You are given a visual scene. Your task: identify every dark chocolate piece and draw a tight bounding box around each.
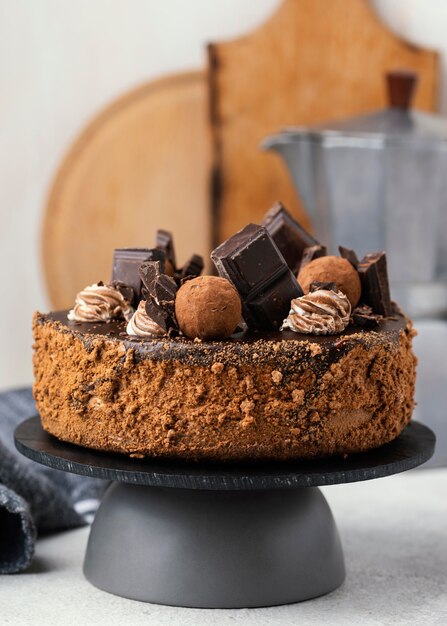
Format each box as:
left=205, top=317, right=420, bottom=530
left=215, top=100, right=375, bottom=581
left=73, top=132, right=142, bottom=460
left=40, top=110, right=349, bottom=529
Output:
left=211, top=223, right=302, bottom=330
left=139, top=261, right=164, bottom=294
left=178, top=254, right=204, bottom=281
left=156, top=229, right=177, bottom=271
left=351, top=313, right=380, bottom=329
left=112, top=248, right=165, bottom=304
left=110, top=281, right=134, bottom=304
left=300, top=245, right=327, bottom=269
left=310, top=281, right=337, bottom=292
left=145, top=297, right=171, bottom=332
left=141, top=269, right=178, bottom=332
left=153, top=274, right=178, bottom=305
left=339, top=246, right=360, bottom=269
left=358, top=252, right=393, bottom=316
left=261, top=202, right=319, bottom=272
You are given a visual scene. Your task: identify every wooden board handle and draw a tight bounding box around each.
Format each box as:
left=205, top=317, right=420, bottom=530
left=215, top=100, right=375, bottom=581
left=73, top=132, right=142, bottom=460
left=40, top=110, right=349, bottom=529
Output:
left=386, top=69, right=418, bottom=109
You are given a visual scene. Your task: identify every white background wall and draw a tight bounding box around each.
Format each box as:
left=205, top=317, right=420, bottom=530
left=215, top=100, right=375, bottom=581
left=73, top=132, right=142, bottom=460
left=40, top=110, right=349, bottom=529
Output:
left=0, top=0, right=446, bottom=391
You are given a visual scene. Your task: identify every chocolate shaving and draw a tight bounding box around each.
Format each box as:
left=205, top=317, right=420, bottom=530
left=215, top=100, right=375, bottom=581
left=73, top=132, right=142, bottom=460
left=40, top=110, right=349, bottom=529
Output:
left=310, top=281, right=337, bottom=292
left=300, top=245, right=327, bottom=270
left=261, top=202, right=320, bottom=272
left=358, top=252, right=393, bottom=316
left=339, top=246, right=360, bottom=269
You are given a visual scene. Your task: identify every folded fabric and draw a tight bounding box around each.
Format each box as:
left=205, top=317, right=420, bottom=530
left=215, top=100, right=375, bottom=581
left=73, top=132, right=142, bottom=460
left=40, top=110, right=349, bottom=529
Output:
left=0, top=388, right=106, bottom=574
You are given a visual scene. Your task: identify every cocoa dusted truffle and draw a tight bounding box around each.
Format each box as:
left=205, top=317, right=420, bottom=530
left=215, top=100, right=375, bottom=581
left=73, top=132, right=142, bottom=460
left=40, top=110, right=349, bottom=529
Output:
left=175, top=276, right=242, bottom=340
left=298, top=256, right=361, bottom=308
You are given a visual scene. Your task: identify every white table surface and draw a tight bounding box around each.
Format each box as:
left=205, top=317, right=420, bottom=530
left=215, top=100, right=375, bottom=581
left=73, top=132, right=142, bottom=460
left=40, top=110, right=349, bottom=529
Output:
left=1, top=468, right=446, bottom=626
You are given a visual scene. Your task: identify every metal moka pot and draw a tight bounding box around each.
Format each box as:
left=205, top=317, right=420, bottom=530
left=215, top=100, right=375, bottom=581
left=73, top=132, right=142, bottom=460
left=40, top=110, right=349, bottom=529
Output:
left=262, top=71, right=447, bottom=318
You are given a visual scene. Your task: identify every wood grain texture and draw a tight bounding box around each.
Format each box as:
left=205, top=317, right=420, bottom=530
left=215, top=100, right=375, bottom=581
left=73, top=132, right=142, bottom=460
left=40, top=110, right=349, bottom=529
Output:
left=208, top=0, right=439, bottom=245
left=43, top=71, right=212, bottom=309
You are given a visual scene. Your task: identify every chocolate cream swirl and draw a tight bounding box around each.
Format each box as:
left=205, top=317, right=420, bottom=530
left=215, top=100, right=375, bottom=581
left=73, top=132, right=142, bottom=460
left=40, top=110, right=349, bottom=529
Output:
left=281, top=289, right=351, bottom=335
left=126, top=301, right=166, bottom=337
left=68, top=283, right=133, bottom=323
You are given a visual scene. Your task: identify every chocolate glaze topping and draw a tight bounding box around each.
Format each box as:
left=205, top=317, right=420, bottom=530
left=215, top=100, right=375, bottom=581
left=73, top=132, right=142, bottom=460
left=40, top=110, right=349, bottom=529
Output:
left=39, top=310, right=407, bottom=369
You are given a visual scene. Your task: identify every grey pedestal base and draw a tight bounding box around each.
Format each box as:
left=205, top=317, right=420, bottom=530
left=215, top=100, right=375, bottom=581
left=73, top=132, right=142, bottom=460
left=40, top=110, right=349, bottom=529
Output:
left=15, top=418, right=435, bottom=609
left=83, top=483, right=345, bottom=608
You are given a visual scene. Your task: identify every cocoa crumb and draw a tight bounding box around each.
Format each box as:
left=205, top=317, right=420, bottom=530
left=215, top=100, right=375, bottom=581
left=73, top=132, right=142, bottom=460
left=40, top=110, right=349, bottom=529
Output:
left=240, top=399, right=254, bottom=414
left=271, top=370, right=283, bottom=384
left=292, top=389, right=305, bottom=405
left=211, top=362, right=224, bottom=375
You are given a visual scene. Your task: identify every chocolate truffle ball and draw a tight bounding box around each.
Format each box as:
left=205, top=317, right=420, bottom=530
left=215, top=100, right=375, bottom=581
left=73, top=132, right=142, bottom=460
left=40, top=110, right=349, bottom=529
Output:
left=298, top=256, right=361, bottom=308
left=175, top=276, right=242, bottom=340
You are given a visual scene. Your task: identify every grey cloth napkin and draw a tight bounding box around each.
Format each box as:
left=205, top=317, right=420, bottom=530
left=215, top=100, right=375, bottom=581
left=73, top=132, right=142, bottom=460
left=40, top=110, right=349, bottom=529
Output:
left=0, top=388, right=106, bottom=574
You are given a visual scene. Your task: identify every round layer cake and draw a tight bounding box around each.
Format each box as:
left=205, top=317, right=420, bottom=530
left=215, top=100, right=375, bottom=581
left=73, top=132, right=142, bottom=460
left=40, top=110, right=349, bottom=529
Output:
left=33, top=310, right=416, bottom=462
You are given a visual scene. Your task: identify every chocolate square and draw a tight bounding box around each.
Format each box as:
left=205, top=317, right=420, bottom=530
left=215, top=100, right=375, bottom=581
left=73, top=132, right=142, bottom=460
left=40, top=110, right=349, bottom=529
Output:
left=262, top=202, right=319, bottom=272
left=156, top=229, right=176, bottom=270
left=248, top=270, right=303, bottom=329
left=178, top=254, right=204, bottom=281
left=339, top=246, right=360, bottom=269
left=358, top=252, right=392, bottom=316
left=211, top=223, right=302, bottom=329
left=112, top=248, right=165, bottom=304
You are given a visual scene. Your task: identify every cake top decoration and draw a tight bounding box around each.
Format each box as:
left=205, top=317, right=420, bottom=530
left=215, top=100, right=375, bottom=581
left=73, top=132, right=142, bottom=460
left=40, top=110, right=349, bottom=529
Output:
left=298, top=255, right=362, bottom=309
left=281, top=288, right=351, bottom=335
left=65, top=202, right=394, bottom=341
left=139, top=260, right=178, bottom=333
left=211, top=223, right=302, bottom=330
left=112, top=248, right=165, bottom=305
left=358, top=252, right=392, bottom=316
left=175, top=275, right=241, bottom=340
left=261, top=201, right=318, bottom=273
left=67, top=282, right=133, bottom=323
left=127, top=300, right=165, bottom=338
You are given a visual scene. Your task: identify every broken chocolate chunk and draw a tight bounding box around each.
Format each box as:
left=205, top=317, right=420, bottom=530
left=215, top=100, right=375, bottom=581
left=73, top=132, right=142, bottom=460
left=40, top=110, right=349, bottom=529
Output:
left=153, top=274, right=178, bottom=305
left=156, top=229, right=177, bottom=271
left=310, top=281, right=337, bottom=292
left=140, top=266, right=178, bottom=332
left=111, top=248, right=165, bottom=304
left=178, top=254, right=204, bottom=281
left=145, top=297, right=170, bottom=332
left=339, top=246, right=360, bottom=269
left=110, top=281, right=134, bottom=304
left=358, top=252, right=393, bottom=316
left=139, top=260, right=164, bottom=294
left=211, top=223, right=302, bottom=330
left=261, top=202, right=319, bottom=272
left=351, top=312, right=380, bottom=329
left=300, top=245, right=327, bottom=270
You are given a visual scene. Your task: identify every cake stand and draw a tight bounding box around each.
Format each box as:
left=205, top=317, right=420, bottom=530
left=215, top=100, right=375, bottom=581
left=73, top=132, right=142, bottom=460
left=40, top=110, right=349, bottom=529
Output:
left=15, top=417, right=435, bottom=609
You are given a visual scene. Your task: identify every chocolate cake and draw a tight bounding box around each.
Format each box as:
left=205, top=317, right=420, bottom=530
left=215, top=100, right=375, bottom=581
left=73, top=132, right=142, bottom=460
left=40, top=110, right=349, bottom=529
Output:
left=33, top=206, right=417, bottom=462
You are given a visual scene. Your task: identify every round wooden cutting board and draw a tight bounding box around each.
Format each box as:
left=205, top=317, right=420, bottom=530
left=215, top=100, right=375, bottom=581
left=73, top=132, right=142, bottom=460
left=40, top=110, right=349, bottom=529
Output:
left=43, top=71, right=212, bottom=309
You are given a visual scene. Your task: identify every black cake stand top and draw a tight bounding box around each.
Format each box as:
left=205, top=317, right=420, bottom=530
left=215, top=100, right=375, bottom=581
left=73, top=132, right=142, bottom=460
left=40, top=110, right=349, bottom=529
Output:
left=15, top=417, right=435, bottom=491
